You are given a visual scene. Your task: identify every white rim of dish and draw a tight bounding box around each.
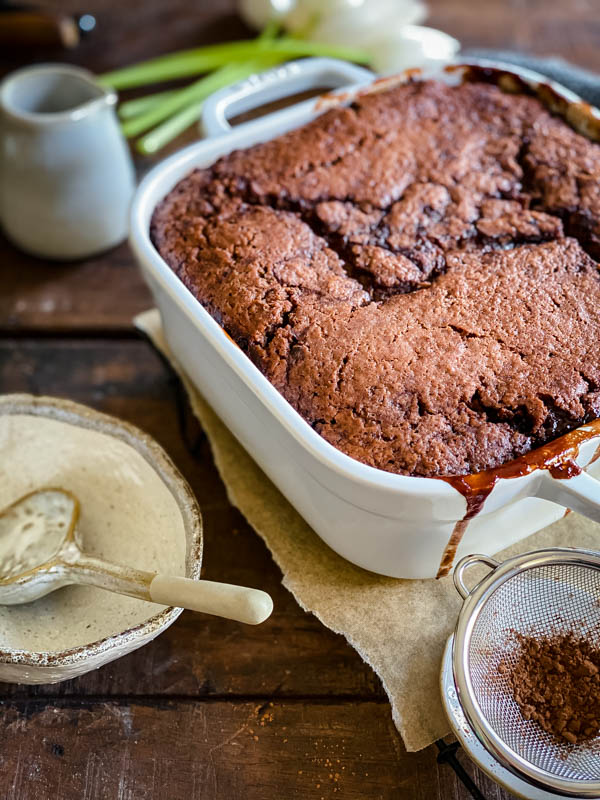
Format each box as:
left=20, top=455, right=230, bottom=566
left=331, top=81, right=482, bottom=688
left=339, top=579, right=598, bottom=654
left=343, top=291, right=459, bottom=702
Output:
left=0, top=393, right=203, bottom=668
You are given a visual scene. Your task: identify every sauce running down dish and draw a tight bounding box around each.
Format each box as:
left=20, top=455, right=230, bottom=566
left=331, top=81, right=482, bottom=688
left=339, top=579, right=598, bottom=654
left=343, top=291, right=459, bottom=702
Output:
left=437, top=419, right=600, bottom=576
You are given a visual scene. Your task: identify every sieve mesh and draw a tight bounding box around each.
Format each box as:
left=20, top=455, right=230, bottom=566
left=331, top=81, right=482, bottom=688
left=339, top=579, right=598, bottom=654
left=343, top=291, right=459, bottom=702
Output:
left=467, top=563, right=600, bottom=782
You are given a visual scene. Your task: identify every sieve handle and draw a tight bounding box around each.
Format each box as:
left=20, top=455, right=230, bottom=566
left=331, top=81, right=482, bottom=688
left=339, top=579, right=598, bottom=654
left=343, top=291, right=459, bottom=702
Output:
left=453, top=554, right=500, bottom=599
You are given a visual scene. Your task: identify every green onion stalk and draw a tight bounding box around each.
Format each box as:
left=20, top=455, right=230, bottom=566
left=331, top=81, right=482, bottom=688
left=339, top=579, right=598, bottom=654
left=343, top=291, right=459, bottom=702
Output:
left=98, top=25, right=370, bottom=153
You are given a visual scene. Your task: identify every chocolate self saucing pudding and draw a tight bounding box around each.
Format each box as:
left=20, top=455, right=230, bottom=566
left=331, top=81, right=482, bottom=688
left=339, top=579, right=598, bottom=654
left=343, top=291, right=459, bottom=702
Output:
left=151, top=79, right=600, bottom=478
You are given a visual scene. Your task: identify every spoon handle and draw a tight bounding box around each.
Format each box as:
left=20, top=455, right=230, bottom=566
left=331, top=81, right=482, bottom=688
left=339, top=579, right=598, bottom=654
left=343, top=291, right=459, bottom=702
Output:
left=149, top=575, right=273, bottom=625
left=71, top=555, right=273, bottom=625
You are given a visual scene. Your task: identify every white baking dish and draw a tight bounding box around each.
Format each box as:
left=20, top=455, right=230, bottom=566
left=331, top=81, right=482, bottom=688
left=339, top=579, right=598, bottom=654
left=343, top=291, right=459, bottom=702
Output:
left=130, top=57, right=600, bottom=579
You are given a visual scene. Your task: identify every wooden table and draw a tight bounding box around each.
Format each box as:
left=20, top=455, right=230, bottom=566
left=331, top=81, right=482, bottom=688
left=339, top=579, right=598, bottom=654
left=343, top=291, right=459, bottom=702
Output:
left=1, top=2, right=598, bottom=797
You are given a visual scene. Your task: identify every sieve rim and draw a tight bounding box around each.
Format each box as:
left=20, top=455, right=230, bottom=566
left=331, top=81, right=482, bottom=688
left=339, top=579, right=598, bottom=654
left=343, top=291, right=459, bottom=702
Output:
left=452, top=546, right=600, bottom=797
left=441, top=634, right=566, bottom=800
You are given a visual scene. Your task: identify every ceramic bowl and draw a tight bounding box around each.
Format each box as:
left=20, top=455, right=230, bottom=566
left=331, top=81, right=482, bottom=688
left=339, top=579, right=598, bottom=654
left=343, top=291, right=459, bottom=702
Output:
left=0, top=393, right=202, bottom=684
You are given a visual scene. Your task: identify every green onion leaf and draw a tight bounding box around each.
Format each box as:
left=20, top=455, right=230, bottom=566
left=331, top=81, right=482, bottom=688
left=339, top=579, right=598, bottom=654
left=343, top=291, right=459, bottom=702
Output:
left=118, top=90, right=177, bottom=120
left=99, top=38, right=370, bottom=89
left=135, top=56, right=286, bottom=154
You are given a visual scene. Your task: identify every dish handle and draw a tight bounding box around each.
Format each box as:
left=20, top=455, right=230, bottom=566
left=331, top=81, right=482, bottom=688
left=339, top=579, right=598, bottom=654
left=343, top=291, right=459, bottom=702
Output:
left=535, top=469, right=600, bottom=523
left=200, top=57, right=373, bottom=138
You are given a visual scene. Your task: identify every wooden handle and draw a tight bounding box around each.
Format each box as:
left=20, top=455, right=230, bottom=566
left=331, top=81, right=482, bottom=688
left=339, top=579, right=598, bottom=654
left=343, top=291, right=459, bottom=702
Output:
left=66, top=553, right=273, bottom=625
left=149, top=576, right=273, bottom=625
left=0, top=11, right=80, bottom=49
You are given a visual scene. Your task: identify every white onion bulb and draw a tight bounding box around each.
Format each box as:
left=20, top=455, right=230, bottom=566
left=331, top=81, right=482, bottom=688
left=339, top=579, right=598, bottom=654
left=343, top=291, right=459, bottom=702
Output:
left=237, top=0, right=460, bottom=78
left=369, top=25, right=460, bottom=74
left=286, top=0, right=427, bottom=45
left=238, top=0, right=296, bottom=31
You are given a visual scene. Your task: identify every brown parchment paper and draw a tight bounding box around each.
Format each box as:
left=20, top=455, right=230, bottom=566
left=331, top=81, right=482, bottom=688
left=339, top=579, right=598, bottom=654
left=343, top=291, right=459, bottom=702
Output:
left=135, top=309, right=600, bottom=752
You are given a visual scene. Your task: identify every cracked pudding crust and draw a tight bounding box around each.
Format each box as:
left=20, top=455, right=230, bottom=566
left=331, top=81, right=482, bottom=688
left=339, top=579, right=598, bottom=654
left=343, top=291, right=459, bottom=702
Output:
left=151, top=80, right=600, bottom=477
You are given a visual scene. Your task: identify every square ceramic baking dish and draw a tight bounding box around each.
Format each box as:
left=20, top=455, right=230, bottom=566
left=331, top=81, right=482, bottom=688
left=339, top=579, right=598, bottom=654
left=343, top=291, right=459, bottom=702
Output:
left=130, top=57, right=600, bottom=580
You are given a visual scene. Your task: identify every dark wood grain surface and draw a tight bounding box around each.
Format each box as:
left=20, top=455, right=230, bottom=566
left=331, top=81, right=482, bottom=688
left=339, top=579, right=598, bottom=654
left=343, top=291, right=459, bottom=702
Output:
left=1, top=2, right=598, bottom=797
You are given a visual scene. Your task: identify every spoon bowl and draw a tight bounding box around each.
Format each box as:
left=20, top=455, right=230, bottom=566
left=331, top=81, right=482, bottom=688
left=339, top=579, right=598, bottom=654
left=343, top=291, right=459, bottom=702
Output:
left=0, top=488, right=80, bottom=604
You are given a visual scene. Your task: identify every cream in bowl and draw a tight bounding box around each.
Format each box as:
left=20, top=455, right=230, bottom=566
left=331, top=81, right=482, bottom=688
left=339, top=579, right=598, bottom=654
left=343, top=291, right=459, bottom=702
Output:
left=0, top=393, right=201, bottom=684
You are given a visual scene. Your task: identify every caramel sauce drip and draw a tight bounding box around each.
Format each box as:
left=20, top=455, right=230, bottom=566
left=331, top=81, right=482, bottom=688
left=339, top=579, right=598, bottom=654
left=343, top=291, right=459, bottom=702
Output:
left=435, top=420, right=600, bottom=578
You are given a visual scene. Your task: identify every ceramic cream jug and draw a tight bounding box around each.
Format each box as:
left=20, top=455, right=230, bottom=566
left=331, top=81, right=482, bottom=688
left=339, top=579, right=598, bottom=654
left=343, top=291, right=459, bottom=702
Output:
left=0, top=63, right=135, bottom=260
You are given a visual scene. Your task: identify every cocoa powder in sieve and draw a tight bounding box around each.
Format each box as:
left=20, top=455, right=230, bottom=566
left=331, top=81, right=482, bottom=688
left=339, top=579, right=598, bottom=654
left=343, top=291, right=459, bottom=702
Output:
left=499, top=632, right=600, bottom=745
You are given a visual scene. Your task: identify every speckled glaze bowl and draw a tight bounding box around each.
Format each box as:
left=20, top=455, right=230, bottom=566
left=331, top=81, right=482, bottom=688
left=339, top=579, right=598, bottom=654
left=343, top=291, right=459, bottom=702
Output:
left=0, top=394, right=203, bottom=684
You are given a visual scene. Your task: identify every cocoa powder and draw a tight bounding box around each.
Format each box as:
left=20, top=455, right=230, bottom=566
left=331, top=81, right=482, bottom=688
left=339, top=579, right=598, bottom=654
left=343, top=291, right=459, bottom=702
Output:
left=499, top=632, right=600, bottom=745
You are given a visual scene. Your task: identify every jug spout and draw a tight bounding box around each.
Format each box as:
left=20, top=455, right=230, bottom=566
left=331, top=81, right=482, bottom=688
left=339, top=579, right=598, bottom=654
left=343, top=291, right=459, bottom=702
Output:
left=0, top=63, right=135, bottom=260
left=0, top=63, right=116, bottom=124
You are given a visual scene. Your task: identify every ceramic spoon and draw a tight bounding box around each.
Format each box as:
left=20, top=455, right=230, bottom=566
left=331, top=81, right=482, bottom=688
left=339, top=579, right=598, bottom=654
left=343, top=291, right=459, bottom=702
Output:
left=0, top=489, right=273, bottom=625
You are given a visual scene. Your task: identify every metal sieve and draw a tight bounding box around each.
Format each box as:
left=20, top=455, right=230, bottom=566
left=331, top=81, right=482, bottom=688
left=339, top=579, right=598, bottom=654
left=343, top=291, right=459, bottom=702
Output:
left=451, top=548, right=600, bottom=797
